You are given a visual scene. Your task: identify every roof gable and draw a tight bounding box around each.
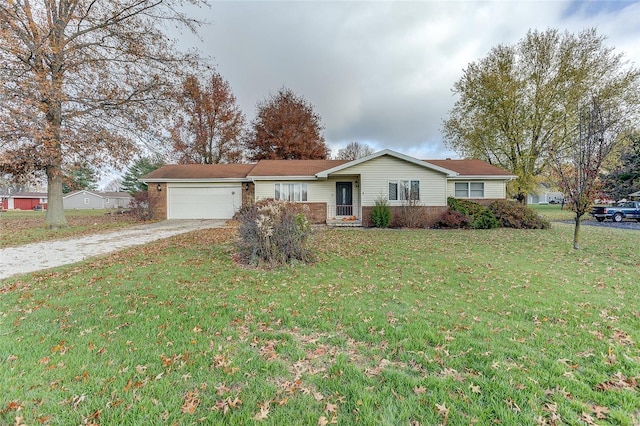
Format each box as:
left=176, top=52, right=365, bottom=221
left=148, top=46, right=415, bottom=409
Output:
left=317, top=149, right=456, bottom=177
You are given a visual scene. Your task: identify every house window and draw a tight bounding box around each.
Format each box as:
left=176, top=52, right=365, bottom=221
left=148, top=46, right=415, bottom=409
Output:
left=274, top=183, right=308, bottom=202
left=389, top=180, right=420, bottom=201
left=105, top=198, right=110, bottom=204
left=84, top=198, right=89, bottom=204
left=455, top=182, right=484, bottom=198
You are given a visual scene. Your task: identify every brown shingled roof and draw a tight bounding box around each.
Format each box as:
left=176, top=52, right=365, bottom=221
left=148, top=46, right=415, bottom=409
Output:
left=248, top=159, right=349, bottom=177
left=142, top=164, right=257, bottom=180
left=424, top=159, right=514, bottom=176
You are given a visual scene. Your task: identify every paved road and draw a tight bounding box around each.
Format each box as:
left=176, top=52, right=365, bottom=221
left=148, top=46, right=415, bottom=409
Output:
left=0, top=220, right=227, bottom=281
left=574, top=219, right=640, bottom=231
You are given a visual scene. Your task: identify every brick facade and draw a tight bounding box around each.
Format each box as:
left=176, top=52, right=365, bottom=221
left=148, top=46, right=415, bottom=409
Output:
left=149, top=183, right=167, bottom=220
left=289, top=202, right=327, bottom=224
left=242, top=182, right=255, bottom=207
left=361, top=205, right=448, bottom=228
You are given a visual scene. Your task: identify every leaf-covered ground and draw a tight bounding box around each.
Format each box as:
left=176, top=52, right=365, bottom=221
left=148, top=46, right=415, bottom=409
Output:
left=1, top=224, right=638, bottom=425
left=0, top=210, right=140, bottom=248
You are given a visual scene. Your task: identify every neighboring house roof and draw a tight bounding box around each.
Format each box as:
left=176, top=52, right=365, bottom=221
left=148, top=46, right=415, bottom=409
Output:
left=629, top=191, right=640, bottom=197
left=142, top=164, right=257, bottom=181
left=425, top=159, right=516, bottom=177
left=101, top=192, right=133, bottom=199
left=248, top=160, right=348, bottom=178
left=3, top=192, right=48, bottom=198
left=63, top=190, right=132, bottom=199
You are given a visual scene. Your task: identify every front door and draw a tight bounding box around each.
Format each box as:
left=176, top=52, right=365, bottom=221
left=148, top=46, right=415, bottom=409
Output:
left=336, top=182, right=353, bottom=216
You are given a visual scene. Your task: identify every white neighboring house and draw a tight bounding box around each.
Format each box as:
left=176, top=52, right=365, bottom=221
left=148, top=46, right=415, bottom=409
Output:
left=63, top=190, right=132, bottom=210
left=527, top=183, right=564, bottom=205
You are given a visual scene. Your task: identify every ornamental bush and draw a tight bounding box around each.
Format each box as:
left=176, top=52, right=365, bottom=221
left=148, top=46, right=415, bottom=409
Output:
left=236, top=199, right=314, bottom=267
left=447, top=197, right=499, bottom=229
left=488, top=200, right=551, bottom=229
left=371, top=196, right=392, bottom=228
left=433, top=209, right=472, bottom=229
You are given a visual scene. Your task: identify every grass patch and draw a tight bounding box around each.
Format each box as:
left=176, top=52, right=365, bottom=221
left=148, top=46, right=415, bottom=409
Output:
left=0, top=210, right=141, bottom=248
left=1, top=225, right=639, bottom=425
left=529, top=204, right=577, bottom=222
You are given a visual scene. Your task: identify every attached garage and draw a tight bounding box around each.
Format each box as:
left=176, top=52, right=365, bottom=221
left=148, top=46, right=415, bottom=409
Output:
left=167, top=184, right=242, bottom=219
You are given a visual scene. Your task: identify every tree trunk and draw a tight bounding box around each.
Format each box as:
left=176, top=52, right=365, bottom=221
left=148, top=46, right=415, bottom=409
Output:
left=573, top=213, right=581, bottom=250
left=43, top=64, right=68, bottom=228
left=45, top=164, right=68, bottom=228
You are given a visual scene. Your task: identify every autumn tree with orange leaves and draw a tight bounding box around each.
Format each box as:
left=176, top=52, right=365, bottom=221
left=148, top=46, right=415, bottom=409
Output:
left=247, top=88, right=329, bottom=161
left=0, top=0, right=205, bottom=228
left=171, top=72, right=246, bottom=164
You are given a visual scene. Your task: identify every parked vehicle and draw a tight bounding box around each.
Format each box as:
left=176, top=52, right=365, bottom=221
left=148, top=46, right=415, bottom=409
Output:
left=590, top=201, right=640, bottom=222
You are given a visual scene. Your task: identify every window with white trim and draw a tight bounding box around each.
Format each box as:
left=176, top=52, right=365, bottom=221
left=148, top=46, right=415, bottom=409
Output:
left=274, top=183, right=308, bottom=202
left=84, top=198, right=89, bottom=204
left=388, top=180, right=420, bottom=201
left=455, top=182, right=484, bottom=198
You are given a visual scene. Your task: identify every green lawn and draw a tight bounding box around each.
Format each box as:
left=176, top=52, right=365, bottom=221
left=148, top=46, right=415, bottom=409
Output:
left=529, top=203, right=577, bottom=222
left=1, top=225, right=638, bottom=425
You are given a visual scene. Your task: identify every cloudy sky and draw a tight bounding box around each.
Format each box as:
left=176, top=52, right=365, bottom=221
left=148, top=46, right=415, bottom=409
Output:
left=174, top=0, right=640, bottom=160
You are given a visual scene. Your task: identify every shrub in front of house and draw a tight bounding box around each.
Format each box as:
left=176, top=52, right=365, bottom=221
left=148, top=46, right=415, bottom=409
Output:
left=371, top=196, right=392, bottom=228
left=447, top=197, right=499, bottom=229
left=128, top=191, right=153, bottom=221
left=471, top=208, right=501, bottom=229
left=488, top=200, right=550, bottom=229
left=236, top=199, right=314, bottom=267
left=433, top=209, right=472, bottom=229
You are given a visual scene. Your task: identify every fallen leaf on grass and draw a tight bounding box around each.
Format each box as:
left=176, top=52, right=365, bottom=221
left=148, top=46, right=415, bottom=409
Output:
left=580, top=412, right=596, bottom=425
left=318, top=416, right=338, bottom=425
left=324, top=402, right=337, bottom=414
left=253, top=401, right=271, bottom=421
left=436, top=402, right=449, bottom=424
left=1, top=401, right=22, bottom=414
left=413, top=385, right=427, bottom=395
left=182, top=390, right=200, bottom=414
left=590, top=405, right=610, bottom=420
left=595, top=372, right=638, bottom=391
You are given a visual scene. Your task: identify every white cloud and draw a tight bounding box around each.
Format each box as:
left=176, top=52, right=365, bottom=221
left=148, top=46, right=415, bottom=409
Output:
left=174, top=0, right=640, bottom=159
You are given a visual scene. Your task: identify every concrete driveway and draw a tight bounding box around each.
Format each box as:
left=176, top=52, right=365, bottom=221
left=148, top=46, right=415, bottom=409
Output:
left=0, top=220, right=227, bottom=281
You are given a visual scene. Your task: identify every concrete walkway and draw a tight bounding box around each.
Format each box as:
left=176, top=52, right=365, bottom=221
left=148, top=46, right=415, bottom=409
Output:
left=0, top=220, right=227, bottom=281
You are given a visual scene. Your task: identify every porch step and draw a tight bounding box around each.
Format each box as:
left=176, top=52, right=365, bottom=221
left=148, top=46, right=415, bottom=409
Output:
left=327, top=220, right=363, bottom=228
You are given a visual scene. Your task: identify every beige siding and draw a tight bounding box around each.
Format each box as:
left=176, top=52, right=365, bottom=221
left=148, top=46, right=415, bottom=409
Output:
left=447, top=180, right=506, bottom=199
left=332, top=156, right=447, bottom=206
left=255, top=179, right=360, bottom=212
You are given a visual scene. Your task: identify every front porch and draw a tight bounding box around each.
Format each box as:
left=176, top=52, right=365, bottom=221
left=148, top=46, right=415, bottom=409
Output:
left=326, top=203, right=363, bottom=227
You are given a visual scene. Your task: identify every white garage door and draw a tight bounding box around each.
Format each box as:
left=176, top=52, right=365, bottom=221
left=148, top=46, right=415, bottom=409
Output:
left=168, top=186, right=241, bottom=219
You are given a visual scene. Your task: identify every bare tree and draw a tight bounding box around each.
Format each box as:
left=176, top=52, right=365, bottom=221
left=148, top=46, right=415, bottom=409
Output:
left=0, top=0, right=205, bottom=228
left=335, top=142, right=374, bottom=160
left=246, top=87, right=329, bottom=160
left=550, top=97, right=623, bottom=249
left=171, top=72, right=246, bottom=164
